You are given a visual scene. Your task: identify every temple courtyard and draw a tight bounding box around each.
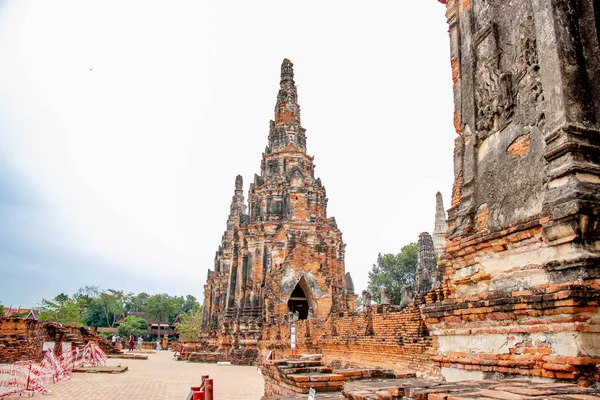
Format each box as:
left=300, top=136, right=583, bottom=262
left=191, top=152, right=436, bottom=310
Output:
left=48, top=350, right=264, bottom=400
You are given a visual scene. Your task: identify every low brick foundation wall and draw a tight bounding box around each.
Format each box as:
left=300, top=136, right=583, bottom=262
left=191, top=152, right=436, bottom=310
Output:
left=320, top=302, right=436, bottom=376
left=422, top=281, right=600, bottom=384
left=259, top=297, right=437, bottom=377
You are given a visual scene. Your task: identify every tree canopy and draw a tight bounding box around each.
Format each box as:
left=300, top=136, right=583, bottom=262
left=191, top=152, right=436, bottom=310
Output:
left=367, top=243, right=418, bottom=305
left=125, top=292, right=150, bottom=314
left=29, top=287, right=201, bottom=331
left=74, top=286, right=126, bottom=328
left=146, top=294, right=178, bottom=337
left=117, top=315, right=149, bottom=338
left=174, top=308, right=203, bottom=342
left=38, top=293, right=86, bottom=325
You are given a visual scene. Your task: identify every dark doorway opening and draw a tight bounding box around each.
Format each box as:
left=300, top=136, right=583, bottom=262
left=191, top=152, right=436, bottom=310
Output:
left=287, top=282, right=309, bottom=320
left=595, top=0, right=600, bottom=45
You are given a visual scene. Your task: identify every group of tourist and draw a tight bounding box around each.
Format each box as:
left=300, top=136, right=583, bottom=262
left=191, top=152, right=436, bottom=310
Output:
left=111, top=333, right=167, bottom=351
left=111, top=334, right=144, bottom=351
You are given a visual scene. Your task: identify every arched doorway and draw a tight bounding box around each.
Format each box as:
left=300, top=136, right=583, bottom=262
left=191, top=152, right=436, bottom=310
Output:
left=287, top=282, right=309, bottom=320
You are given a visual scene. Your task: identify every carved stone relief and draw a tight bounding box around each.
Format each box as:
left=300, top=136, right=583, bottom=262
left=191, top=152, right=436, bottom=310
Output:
left=475, top=25, right=514, bottom=134
left=513, top=15, right=544, bottom=128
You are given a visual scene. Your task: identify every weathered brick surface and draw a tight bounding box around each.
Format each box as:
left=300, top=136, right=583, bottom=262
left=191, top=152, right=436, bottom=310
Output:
left=198, top=59, right=357, bottom=365
left=506, top=134, right=531, bottom=157
left=259, top=299, right=437, bottom=377
left=262, top=358, right=345, bottom=396
left=428, top=0, right=600, bottom=385
left=0, top=317, right=117, bottom=363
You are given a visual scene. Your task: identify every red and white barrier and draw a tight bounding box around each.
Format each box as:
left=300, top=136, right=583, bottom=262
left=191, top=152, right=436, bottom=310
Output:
left=39, top=348, right=69, bottom=383
left=79, top=342, right=107, bottom=368
left=14, top=361, right=50, bottom=396
left=0, top=363, right=30, bottom=398
left=0, top=341, right=107, bottom=399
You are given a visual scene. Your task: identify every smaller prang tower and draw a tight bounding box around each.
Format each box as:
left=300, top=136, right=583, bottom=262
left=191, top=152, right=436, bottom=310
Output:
left=200, top=59, right=357, bottom=364
left=432, top=192, right=448, bottom=257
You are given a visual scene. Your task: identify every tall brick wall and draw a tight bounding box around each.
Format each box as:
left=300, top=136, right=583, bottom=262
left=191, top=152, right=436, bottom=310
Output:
left=0, top=317, right=116, bottom=363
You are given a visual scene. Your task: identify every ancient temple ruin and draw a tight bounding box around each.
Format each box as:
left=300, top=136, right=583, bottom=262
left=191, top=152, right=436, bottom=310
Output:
left=200, top=59, right=357, bottom=363
left=422, top=0, right=600, bottom=384
left=196, top=3, right=600, bottom=390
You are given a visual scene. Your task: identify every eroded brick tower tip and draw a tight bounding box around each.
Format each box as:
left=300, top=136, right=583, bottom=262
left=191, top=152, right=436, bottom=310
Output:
left=199, top=59, right=357, bottom=364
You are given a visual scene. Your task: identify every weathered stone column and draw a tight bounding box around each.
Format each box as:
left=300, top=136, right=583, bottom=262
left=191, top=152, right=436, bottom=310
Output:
left=425, top=0, right=600, bottom=385
left=416, top=232, right=440, bottom=294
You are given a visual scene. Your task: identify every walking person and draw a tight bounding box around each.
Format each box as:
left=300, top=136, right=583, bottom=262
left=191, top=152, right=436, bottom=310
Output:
left=111, top=334, right=116, bottom=347
left=128, top=333, right=135, bottom=352
left=137, top=336, right=143, bottom=351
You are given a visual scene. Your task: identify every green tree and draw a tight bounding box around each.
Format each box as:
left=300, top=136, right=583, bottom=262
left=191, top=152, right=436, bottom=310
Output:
left=99, top=289, right=126, bottom=327
left=117, top=315, right=149, bottom=338
left=182, top=295, right=201, bottom=313
left=146, top=294, right=177, bottom=338
left=168, top=294, right=201, bottom=324
left=0, top=304, right=5, bottom=317
left=82, top=299, right=107, bottom=328
left=171, top=296, right=185, bottom=323
left=75, top=286, right=104, bottom=328
left=174, top=308, right=203, bottom=341
left=367, top=243, right=418, bottom=305
left=74, top=286, right=125, bottom=328
left=38, top=293, right=86, bottom=324
left=125, top=292, right=150, bottom=314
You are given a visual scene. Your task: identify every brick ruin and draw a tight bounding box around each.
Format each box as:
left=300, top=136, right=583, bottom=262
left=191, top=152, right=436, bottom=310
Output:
left=0, top=317, right=116, bottom=363
left=422, top=0, right=600, bottom=385
left=199, top=59, right=358, bottom=364
left=200, top=1, right=600, bottom=389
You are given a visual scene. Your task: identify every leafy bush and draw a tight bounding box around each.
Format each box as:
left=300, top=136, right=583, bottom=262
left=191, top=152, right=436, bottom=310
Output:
left=116, top=315, right=149, bottom=338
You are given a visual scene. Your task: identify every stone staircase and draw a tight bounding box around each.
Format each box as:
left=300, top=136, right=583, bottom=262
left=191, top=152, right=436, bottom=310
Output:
left=262, top=357, right=413, bottom=398
left=262, top=358, right=345, bottom=396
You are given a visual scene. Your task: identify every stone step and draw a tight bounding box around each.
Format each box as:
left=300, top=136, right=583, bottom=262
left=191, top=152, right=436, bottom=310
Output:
left=294, top=380, right=344, bottom=392
left=279, top=366, right=333, bottom=375
left=283, top=360, right=324, bottom=368
left=299, top=353, right=322, bottom=360
left=334, top=369, right=399, bottom=380
left=288, top=372, right=345, bottom=383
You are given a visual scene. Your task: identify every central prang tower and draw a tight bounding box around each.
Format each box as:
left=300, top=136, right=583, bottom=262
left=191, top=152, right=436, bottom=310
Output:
left=200, top=59, right=356, bottom=364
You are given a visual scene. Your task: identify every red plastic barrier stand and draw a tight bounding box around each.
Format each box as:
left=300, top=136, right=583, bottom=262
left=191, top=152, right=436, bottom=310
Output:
left=192, top=391, right=205, bottom=400
left=204, top=378, right=213, bottom=400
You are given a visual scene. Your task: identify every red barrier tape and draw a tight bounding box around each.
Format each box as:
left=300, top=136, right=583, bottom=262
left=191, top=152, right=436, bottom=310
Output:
left=0, top=341, right=107, bottom=399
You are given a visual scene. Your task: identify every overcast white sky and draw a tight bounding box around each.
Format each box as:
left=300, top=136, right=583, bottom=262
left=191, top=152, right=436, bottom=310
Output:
left=0, top=0, right=455, bottom=307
